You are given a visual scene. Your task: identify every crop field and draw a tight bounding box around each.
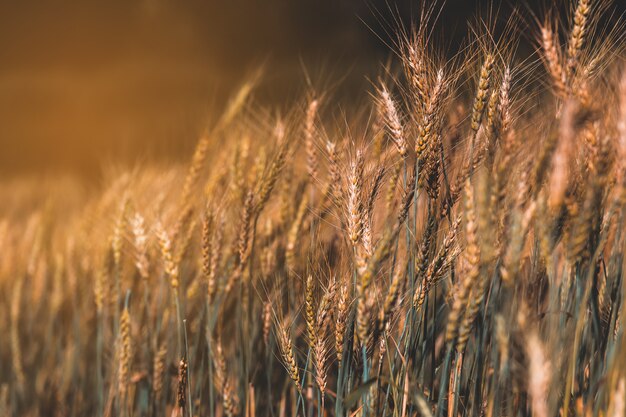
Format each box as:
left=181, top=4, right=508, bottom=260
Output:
left=1, top=0, right=626, bottom=416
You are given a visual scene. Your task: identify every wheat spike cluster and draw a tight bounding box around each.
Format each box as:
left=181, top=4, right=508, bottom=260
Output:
left=2, top=0, right=626, bottom=416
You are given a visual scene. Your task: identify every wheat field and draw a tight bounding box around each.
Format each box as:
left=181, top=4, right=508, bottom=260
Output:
left=1, top=1, right=626, bottom=416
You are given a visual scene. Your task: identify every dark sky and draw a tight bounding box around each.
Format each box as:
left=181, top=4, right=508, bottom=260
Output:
left=0, top=0, right=622, bottom=177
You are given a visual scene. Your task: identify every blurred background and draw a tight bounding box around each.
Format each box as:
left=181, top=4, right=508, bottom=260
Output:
left=0, top=0, right=622, bottom=178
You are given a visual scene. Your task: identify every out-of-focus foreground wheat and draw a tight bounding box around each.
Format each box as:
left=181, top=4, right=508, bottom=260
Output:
left=2, top=1, right=626, bottom=416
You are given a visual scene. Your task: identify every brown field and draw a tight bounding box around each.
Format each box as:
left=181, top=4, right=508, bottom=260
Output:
left=1, top=0, right=626, bottom=416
